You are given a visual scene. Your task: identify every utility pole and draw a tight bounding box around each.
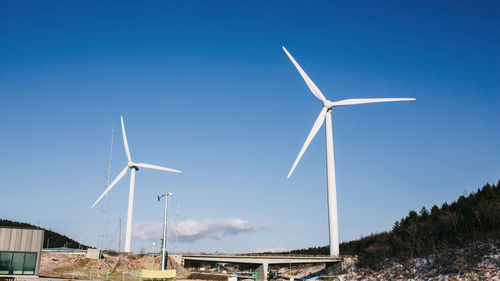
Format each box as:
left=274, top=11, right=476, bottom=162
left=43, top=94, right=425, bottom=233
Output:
left=157, top=191, right=172, bottom=270
left=175, top=200, right=179, bottom=251
left=118, top=218, right=122, bottom=253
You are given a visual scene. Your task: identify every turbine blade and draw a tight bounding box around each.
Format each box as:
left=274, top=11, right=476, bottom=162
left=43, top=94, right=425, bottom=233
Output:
left=134, top=162, right=181, bottom=173
left=287, top=107, right=328, bottom=179
left=282, top=46, right=327, bottom=103
left=121, top=116, right=132, bottom=162
left=91, top=166, right=129, bottom=208
left=331, top=98, right=415, bottom=107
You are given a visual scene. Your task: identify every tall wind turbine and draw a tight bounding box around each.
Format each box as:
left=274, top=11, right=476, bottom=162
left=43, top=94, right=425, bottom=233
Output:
left=91, top=116, right=181, bottom=253
left=283, top=46, right=415, bottom=257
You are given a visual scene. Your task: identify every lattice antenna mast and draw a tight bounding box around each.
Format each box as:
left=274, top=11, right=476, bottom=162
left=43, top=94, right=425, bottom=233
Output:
left=100, top=123, right=115, bottom=251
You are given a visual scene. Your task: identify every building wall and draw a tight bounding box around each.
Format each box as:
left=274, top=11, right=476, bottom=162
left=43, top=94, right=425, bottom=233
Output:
left=0, top=227, right=44, bottom=276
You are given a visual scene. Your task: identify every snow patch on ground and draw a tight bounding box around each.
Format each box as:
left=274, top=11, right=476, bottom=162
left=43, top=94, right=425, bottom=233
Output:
left=338, top=240, right=500, bottom=280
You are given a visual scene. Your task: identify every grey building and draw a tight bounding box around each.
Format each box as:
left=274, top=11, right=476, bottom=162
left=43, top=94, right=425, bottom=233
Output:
left=0, top=227, right=44, bottom=276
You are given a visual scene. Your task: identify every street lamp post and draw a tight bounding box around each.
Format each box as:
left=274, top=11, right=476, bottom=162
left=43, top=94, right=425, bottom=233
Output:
left=158, top=191, right=172, bottom=270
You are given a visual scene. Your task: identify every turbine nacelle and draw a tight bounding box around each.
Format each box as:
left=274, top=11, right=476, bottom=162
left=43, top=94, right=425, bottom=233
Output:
left=127, top=161, right=139, bottom=170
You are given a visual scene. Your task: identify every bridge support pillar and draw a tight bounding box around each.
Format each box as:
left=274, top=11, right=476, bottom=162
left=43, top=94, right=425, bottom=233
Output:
left=256, top=263, right=268, bottom=281
left=325, top=261, right=342, bottom=276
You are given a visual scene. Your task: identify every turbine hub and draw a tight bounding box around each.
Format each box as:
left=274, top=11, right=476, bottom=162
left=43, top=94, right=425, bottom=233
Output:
left=324, top=100, right=334, bottom=109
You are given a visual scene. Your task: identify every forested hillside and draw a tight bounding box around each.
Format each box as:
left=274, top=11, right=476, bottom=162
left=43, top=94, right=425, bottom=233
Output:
left=288, top=181, right=500, bottom=269
left=0, top=219, right=89, bottom=249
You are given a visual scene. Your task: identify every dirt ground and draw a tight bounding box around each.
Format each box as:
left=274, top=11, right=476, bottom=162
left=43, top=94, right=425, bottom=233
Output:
left=40, top=251, right=190, bottom=280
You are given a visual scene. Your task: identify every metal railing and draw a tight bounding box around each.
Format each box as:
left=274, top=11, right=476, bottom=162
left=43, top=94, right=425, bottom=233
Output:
left=182, top=252, right=348, bottom=258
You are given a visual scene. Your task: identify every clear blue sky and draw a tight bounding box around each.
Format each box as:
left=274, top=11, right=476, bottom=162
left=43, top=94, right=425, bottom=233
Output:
left=1, top=1, right=499, bottom=253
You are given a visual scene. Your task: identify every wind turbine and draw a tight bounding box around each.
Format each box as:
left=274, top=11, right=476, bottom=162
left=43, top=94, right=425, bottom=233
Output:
left=91, top=116, right=181, bottom=253
left=282, top=46, right=415, bottom=257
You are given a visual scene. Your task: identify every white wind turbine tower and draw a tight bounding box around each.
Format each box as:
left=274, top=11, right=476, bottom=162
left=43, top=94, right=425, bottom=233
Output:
left=91, top=116, right=181, bottom=253
left=283, top=46, right=415, bottom=257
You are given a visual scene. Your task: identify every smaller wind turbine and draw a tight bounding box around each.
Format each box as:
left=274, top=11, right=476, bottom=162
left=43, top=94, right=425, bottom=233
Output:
left=91, top=116, right=181, bottom=253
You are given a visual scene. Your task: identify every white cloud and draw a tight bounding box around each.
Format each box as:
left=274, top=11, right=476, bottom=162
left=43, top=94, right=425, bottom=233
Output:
left=261, top=222, right=280, bottom=230
left=253, top=247, right=287, bottom=253
left=133, top=218, right=256, bottom=242
left=132, top=221, right=163, bottom=240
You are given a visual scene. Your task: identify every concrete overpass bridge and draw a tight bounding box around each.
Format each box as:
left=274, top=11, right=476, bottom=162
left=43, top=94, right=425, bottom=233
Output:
left=181, top=254, right=345, bottom=281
